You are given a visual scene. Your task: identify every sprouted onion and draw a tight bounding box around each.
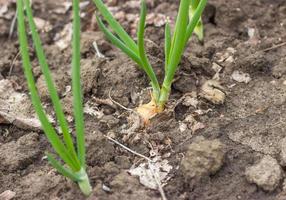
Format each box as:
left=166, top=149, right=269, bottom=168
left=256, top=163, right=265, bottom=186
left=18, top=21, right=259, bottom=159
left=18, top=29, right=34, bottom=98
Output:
left=93, top=0, right=208, bottom=122
left=17, top=0, right=92, bottom=196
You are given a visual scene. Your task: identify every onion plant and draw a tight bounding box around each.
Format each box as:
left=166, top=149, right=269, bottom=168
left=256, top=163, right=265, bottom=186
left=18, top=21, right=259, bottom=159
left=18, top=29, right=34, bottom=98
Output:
left=93, top=0, right=207, bottom=121
left=190, top=0, right=205, bottom=41
left=17, top=0, right=91, bottom=195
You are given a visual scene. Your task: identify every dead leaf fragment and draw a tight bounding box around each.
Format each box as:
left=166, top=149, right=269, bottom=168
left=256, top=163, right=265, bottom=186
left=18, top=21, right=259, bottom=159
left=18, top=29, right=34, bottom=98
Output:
left=54, top=23, right=72, bottom=50
left=34, top=17, right=52, bottom=32
left=200, top=80, right=226, bottom=104
left=231, top=70, right=251, bottom=83
left=128, top=157, right=172, bottom=190
left=184, top=115, right=206, bottom=133
left=182, top=95, right=199, bottom=108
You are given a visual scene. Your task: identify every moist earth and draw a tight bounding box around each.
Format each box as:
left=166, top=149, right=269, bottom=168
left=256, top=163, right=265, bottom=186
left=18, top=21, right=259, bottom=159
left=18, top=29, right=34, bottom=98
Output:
left=1, top=0, right=286, bottom=200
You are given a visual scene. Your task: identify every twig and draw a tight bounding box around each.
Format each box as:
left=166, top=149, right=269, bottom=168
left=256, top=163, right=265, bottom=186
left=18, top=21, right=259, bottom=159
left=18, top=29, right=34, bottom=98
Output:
left=93, top=41, right=105, bottom=58
left=9, top=51, right=21, bottom=76
left=108, top=88, right=134, bottom=112
left=9, top=14, right=17, bottom=39
left=105, top=135, right=152, bottom=162
left=92, top=96, right=117, bottom=109
left=148, top=161, right=168, bottom=200
left=262, top=41, right=286, bottom=52
left=104, top=135, right=168, bottom=200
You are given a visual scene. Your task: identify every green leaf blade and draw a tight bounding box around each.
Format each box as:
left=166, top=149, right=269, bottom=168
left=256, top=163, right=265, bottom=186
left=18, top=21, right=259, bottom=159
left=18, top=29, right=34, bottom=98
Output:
left=164, top=21, right=171, bottom=73
left=92, top=0, right=138, bottom=53
left=96, top=16, right=142, bottom=65
left=159, top=0, right=191, bottom=106
left=164, top=0, right=190, bottom=84
left=47, top=153, right=80, bottom=182
left=137, top=0, right=160, bottom=101
left=23, top=0, right=79, bottom=164
left=17, top=0, right=80, bottom=172
left=186, top=0, right=208, bottom=43
left=72, top=0, right=86, bottom=168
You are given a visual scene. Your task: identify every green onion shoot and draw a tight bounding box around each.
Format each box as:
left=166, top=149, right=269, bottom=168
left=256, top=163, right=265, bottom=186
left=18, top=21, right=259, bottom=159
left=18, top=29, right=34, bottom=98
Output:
left=92, top=0, right=208, bottom=122
left=16, top=0, right=92, bottom=195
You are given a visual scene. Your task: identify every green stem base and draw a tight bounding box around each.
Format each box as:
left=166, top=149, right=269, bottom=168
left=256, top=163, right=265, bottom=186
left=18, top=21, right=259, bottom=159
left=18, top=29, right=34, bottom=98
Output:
left=76, top=168, right=92, bottom=196
left=158, top=84, right=171, bottom=110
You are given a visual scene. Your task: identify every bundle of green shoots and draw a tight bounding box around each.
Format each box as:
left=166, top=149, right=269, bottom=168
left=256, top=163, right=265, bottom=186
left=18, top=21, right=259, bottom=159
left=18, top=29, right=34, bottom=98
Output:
left=17, top=0, right=91, bottom=196
left=93, top=0, right=207, bottom=122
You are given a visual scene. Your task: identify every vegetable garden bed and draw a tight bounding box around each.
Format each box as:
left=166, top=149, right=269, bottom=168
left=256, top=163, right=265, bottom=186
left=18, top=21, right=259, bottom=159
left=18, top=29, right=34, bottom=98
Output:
left=0, top=0, right=286, bottom=199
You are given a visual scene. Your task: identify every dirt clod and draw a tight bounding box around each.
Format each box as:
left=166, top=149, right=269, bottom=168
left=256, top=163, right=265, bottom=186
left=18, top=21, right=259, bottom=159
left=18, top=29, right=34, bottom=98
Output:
left=80, top=58, right=102, bottom=94
left=245, top=155, right=283, bottom=192
left=181, top=137, right=226, bottom=179
left=0, top=132, right=40, bottom=171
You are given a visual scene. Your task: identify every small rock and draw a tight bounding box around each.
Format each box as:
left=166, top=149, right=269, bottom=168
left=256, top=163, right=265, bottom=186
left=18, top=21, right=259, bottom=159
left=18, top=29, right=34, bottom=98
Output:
left=245, top=156, right=283, bottom=191
left=181, top=137, right=225, bottom=179
left=0, top=133, right=40, bottom=171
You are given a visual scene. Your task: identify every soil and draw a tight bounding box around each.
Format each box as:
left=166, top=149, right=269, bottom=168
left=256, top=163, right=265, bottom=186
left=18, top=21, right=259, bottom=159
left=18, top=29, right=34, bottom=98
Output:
left=1, top=0, right=286, bottom=200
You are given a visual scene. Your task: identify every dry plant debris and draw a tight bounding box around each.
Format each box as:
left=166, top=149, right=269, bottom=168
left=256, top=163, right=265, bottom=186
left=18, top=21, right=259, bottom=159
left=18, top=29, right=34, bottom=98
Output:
left=129, top=156, right=172, bottom=190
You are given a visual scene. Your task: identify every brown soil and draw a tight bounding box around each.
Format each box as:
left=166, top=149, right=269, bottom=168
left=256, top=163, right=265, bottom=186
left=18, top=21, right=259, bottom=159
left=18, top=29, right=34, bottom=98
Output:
left=1, top=0, right=286, bottom=200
